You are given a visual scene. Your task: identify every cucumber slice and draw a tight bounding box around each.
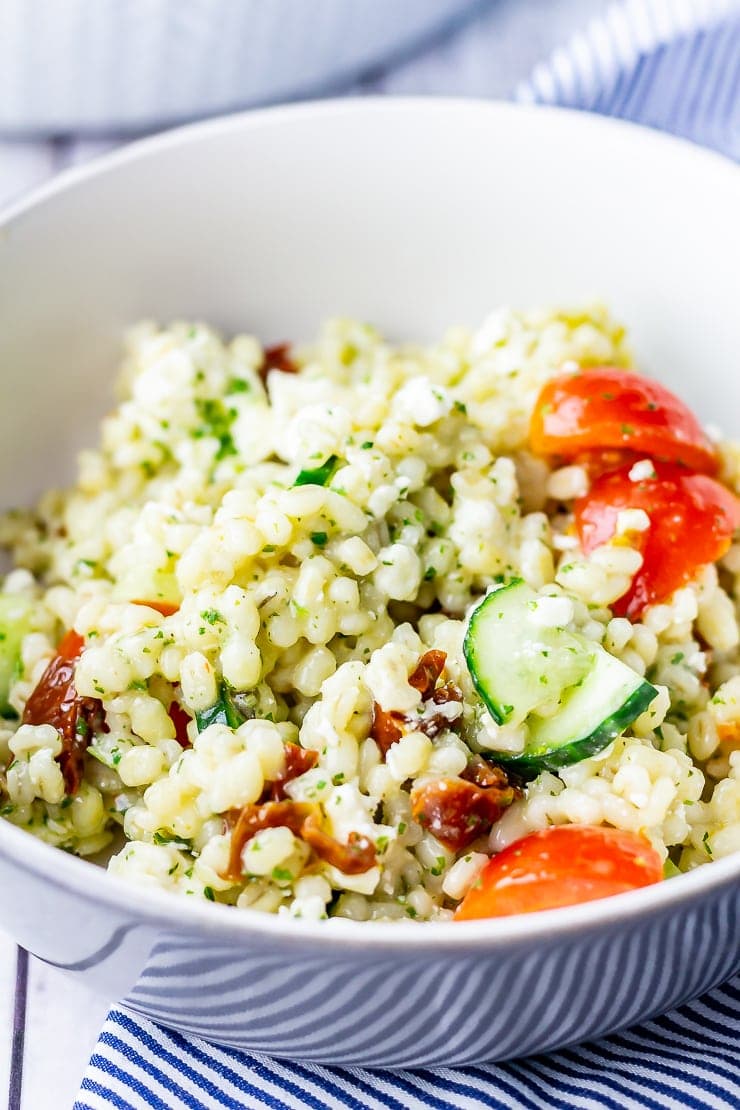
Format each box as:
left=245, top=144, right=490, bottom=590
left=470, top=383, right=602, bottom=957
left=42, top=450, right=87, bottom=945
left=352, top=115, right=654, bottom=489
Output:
left=464, top=580, right=657, bottom=778
left=0, top=594, right=33, bottom=716
left=464, top=580, right=592, bottom=726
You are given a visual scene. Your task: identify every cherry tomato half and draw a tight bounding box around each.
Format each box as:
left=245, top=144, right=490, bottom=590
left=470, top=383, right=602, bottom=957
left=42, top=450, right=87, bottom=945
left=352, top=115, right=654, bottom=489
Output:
left=575, top=461, right=740, bottom=619
left=530, top=367, right=717, bottom=474
left=454, top=826, right=663, bottom=920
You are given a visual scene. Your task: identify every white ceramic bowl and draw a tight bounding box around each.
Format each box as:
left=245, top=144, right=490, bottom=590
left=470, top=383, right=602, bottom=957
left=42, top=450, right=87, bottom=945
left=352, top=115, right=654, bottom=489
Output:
left=0, top=0, right=480, bottom=135
left=0, top=100, right=739, bottom=1067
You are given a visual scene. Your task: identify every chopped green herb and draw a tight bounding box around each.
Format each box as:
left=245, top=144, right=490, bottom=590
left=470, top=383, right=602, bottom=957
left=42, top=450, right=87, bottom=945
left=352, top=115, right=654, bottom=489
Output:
left=204, top=886, right=216, bottom=901
left=310, top=532, right=328, bottom=546
left=193, top=397, right=238, bottom=461
left=195, top=682, right=246, bottom=732
left=227, top=377, right=250, bottom=394
left=294, top=455, right=340, bottom=488
left=201, top=608, right=225, bottom=626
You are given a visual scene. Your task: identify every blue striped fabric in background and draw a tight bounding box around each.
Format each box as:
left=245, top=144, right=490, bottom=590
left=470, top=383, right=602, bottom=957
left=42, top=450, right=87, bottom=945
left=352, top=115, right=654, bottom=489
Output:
left=517, top=0, right=740, bottom=158
left=75, top=2, right=740, bottom=1107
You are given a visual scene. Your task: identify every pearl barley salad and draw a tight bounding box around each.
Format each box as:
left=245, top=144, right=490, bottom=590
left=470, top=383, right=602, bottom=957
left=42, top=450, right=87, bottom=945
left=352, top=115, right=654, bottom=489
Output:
left=2, top=306, right=740, bottom=924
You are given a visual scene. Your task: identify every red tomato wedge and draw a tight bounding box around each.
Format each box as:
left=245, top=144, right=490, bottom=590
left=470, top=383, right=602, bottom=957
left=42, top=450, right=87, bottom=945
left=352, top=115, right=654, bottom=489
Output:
left=575, top=462, right=740, bottom=619
left=454, top=826, right=662, bottom=920
left=132, top=599, right=179, bottom=617
left=530, top=367, right=717, bottom=474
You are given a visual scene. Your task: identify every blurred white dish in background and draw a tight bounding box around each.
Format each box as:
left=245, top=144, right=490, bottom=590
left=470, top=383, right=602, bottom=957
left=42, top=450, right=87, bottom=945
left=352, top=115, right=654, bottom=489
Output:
left=0, top=0, right=480, bottom=135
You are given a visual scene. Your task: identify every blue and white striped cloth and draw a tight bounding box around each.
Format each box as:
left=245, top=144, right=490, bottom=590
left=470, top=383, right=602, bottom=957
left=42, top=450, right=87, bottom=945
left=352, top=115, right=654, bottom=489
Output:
left=78, top=979, right=740, bottom=1109
left=516, top=0, right=740, bottom=159
left=75, top=2, right=740, bottom=1107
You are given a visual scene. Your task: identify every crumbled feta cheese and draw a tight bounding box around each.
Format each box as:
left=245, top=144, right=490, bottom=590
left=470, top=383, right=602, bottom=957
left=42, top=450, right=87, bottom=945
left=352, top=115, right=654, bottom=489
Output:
left=392, top=378, right=452, bottom=427
left=616, top=508, right=650, bottom=534
left=628, top=459, right=657, bottom=482
left=528, top=595, right=574, bottom=628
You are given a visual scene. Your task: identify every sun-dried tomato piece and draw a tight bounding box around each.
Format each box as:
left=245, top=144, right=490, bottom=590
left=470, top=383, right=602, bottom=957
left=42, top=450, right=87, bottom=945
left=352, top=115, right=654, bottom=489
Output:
left=414, top=714, right=449, bottom=740
left=461, top=755, right=512, bottom=790
left=22, top=630, right=102, bottom=795
left=225, top=800, right=310, bottom=881
left=301, top=809, right=376, bottom=875
left=408, top=650, right=447, bottom=700
left=415, top=681, right=465, bottom=739
left=260, top=343, right=297, bottom=382
left=224, top=799, right=377, bottom=882
left=431, top=682, right=463, bottom=706
left=411, top=776, right=516, bottom=853
left=268, top=742, right=319, bottom=801
left=370, top=703, right=404, bottom=756
left=169, top=702, right=192, bottom=749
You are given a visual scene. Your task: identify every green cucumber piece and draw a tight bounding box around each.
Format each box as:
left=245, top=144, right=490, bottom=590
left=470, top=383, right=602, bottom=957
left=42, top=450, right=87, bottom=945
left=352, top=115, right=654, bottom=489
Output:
left=464, top=580, right=657, bottom=779
left=0, top=594, right=34, bottom=716
left=464, top=579, right=591, bottom=726
left=504, top=651, right=657, bottom=778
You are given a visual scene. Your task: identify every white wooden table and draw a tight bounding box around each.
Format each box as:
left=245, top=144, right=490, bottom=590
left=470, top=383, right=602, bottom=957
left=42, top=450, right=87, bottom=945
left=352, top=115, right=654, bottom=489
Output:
left=0, top=4, right=608, bottom=1104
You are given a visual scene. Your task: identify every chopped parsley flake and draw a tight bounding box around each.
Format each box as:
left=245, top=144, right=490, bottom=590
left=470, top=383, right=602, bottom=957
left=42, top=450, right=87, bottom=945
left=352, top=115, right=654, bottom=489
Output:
left=201, top=608, right=225, bottom=626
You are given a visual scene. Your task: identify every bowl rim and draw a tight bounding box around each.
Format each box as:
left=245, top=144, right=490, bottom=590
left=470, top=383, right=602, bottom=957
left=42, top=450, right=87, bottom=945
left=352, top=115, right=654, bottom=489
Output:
left=1, top=95, right=739, bottom=953
left=3, top=94, right=739, bottom=227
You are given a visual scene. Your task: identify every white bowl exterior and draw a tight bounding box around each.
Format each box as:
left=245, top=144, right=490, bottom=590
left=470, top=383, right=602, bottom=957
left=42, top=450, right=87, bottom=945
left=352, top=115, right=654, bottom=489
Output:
left=0, top=0, right=477, bottom=133
left=0, top=100, right=739, bottom=1064
left=0, top=813, right=738, bottom=1066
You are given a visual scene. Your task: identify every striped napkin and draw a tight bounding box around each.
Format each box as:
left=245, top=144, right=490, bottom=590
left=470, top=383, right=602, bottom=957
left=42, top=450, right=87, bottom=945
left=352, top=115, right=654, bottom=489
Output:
left=75, top=3, right=740, bottom=1107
